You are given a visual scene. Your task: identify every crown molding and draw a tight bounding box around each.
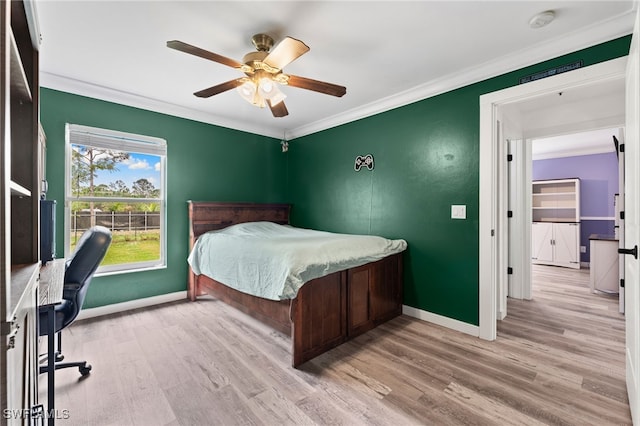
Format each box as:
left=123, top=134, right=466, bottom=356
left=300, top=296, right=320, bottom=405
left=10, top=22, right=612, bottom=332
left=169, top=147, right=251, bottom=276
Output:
left=42, top=9, right=634, bottom=142
left=40, top=73, right=285, bottom=139
left=287, top=10, right=635, bottom=139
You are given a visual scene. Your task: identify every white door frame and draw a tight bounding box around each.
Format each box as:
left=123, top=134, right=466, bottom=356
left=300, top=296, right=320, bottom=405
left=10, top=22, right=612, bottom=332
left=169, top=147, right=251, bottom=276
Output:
left=478, top=57, right=627, bottom=340
left=624, top=7, right=640, bottom=420
left=507, top=137, right=532, bottom=301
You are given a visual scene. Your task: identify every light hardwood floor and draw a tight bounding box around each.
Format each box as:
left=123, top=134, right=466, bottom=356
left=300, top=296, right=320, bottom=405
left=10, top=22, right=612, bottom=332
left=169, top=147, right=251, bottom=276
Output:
left=42, top=264, right=631, bottom=425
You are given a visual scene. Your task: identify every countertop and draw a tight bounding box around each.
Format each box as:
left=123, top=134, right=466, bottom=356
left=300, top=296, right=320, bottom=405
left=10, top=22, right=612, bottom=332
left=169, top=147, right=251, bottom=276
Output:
left=589, top=234, right=618, bottom=241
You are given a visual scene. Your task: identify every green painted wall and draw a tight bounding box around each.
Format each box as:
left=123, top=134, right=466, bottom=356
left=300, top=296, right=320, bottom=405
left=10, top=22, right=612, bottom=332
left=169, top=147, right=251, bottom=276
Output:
left=286, top=36, right=631, bottom=326
left=40, top=88, right=287, bottom=308
left=40, top=35, right=631, bottom=320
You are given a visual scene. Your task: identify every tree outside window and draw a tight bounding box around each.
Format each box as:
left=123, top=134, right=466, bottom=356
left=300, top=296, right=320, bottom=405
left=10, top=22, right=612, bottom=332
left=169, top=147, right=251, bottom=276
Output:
left=66, top=124, right=166, bottom=273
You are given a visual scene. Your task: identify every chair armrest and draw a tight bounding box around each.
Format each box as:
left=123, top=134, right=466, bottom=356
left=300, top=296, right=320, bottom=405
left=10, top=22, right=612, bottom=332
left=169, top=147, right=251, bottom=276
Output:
left=62, top=283, right=82, bottom=300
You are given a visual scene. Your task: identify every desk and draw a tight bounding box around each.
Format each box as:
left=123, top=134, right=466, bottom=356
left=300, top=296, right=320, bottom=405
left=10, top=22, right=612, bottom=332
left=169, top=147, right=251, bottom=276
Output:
left=38, top=259, right=65, bottom=426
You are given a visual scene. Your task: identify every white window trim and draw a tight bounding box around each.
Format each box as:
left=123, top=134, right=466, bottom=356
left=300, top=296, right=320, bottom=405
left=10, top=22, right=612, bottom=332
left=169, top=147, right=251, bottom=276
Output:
left=64, top=123, right=167, bottom=274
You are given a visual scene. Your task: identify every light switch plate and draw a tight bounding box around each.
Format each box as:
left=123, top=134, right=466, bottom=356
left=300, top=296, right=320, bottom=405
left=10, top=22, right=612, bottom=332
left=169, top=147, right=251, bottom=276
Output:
left=451, top=205, right=466, bottom=219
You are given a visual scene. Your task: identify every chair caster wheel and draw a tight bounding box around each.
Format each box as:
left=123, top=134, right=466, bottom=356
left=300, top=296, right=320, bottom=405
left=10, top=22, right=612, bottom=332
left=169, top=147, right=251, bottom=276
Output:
left=79, top=365, right=92, bottom=376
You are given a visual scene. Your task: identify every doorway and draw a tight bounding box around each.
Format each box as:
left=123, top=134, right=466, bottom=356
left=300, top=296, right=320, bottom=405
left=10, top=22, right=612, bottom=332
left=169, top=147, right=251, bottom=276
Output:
left=519, top=127, right=623, bottom=301
left=478, top=57, right=627, bottom=341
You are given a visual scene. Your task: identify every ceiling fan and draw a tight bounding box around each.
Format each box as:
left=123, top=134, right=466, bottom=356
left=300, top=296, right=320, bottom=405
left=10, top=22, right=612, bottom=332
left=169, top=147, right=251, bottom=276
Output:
left=167, top=34, right=347, bottom=118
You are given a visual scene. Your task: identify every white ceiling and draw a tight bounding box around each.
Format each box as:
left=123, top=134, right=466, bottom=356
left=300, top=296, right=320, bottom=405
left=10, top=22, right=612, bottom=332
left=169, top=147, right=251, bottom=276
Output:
left=532, top=127, right=621, bottom=160
left=501, top=73, right=625, bottom=159
left=35, top=1, right=636, bottom=140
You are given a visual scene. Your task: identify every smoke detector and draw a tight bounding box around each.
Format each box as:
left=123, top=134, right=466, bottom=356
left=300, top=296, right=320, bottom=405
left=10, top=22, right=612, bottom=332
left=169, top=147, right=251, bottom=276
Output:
left=529, top=10, right=555, bottom=29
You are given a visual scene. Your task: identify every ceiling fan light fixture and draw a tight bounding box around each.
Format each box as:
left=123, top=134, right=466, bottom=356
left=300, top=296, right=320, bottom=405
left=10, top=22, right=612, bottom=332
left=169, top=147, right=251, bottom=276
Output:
left=233, top=76, right=285, bottom=107
left=237, top=80, right=257, bottom=103
left=168, top=34, right=346, bottom=117
left=268, top=88, right=287, bottom=106
left=253, top=94, right=266, bottom=108
left=258, top=78, right=276, bottom=98
left=258, top=77, right=286, bottom=103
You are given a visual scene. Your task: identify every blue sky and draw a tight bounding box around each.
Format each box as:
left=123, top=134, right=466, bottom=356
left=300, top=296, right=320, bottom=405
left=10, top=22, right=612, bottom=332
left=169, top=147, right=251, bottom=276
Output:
left=91, top=152, right=161, bottom=190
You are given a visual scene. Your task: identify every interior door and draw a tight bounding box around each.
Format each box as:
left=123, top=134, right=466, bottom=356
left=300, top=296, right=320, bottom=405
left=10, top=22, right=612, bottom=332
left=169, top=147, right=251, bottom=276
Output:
left=624, top=6, right=640, bottom=422
left=507, top=138, right=514, bottom=298
left=617, top=131, right=626, bottom=314
left=507, top=137, right=531, bottom=300
left=497, top=119, right=508, bottom=320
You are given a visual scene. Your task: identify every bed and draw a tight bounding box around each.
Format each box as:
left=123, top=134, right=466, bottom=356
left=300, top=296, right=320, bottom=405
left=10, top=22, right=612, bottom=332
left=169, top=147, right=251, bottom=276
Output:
left=187, top=201, right=406, bottom=367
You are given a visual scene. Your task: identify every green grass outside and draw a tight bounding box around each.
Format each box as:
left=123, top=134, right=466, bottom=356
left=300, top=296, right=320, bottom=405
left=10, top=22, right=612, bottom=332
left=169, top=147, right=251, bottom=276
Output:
left=71, top=230, right=160, bottom=265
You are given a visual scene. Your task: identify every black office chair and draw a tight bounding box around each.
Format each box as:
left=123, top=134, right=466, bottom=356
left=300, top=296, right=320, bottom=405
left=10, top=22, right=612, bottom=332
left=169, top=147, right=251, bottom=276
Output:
left=39, top=226, right=112, bottom=376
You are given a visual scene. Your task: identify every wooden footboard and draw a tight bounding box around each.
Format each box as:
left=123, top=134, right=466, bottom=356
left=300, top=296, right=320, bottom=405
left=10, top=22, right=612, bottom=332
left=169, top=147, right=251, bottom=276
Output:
left=194, top=274, right=292, bottom=335
left=291, top=270, right=348, bottom=366
left=187, top=201, right=404, bottom=367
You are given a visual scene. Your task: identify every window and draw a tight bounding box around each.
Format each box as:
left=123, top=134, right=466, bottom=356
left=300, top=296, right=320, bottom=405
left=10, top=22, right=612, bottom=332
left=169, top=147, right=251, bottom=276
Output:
left=65, top=124, right=167, bottom=274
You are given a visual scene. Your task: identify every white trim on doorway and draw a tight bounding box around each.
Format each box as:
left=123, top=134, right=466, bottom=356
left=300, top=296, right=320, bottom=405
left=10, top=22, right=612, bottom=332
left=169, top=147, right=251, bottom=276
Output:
left=478, top=57, right=627, bottom=341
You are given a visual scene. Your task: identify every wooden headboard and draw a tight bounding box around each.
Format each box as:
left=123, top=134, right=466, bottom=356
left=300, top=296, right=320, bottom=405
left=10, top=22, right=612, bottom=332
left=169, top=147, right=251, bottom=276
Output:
left=187, top=201, right=291, bottom=249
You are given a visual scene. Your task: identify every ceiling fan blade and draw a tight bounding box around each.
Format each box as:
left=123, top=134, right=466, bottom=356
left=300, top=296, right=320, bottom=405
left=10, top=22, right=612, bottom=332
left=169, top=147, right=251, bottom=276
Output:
left=194, top=79, right=243, bottom=98
left=167, top=40, right=244, bottom=69
left=263, top=37, right=310, bottom=70
left=267, top=99, right=289, bottom=117
left=286, top=75, right=346, bottom=97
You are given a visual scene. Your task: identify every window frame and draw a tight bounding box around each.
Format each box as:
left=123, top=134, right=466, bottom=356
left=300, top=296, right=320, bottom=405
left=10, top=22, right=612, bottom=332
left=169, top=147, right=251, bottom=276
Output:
left=64, top=123, right=167, bottom=275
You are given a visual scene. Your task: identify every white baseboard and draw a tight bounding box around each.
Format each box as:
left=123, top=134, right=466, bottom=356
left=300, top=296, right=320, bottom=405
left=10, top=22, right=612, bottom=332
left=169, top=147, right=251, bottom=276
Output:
left=77, top=294, right=479, bottom=340
left=497, top=309, right=507, bottom=321
left=77, top=291, right=187, bottom=321
left=402, top=305, right=480, bottom=337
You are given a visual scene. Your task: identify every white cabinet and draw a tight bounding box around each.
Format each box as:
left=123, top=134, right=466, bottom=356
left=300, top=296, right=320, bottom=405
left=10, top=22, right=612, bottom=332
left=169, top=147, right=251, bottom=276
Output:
left=532, top=178, right=580, bottom=222
left=532, top=179, right=581, bottom=269
left=531, top=222, right=554, bottom=263
left=589, top=235, right=619, bottom=293
left=531, top=222, right=581, bottom=269
left=553, top=223, right=580, bottom=266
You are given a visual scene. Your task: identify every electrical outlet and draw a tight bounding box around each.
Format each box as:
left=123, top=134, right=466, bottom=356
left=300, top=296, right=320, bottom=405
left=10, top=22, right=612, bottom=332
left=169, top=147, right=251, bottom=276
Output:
left=580, top=246, right=586, bottom=253
left=451, top=205, right=466, bottom=219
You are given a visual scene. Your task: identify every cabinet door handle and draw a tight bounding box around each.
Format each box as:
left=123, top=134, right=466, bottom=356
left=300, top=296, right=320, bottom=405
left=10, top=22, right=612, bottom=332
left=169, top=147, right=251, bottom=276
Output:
left=619, top=245, right=638, bottom=260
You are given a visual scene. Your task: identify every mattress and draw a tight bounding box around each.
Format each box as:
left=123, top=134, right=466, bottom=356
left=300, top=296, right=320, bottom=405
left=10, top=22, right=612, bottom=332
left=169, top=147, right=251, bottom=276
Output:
left=187, top=221, right=407, bottom=300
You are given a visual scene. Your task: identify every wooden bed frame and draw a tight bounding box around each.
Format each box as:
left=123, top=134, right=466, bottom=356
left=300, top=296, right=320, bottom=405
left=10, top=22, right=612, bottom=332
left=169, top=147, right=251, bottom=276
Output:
left=187, top=201, right=403, bottom=367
